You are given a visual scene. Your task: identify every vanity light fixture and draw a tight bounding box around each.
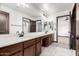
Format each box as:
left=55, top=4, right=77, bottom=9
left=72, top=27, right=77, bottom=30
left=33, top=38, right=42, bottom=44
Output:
left=22, top=3, right=29, bottom=8
left=17, top=3, right=29, bottom=8
left=17, top=3, right=20, bottom=7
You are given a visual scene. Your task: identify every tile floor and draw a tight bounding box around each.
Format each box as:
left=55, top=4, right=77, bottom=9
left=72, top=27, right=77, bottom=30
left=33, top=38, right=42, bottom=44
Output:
left=58, top=37, right=70, bottom=49
left=40, top=43, right=76, bottom=56
left=58, top=37, right=69, bottom=44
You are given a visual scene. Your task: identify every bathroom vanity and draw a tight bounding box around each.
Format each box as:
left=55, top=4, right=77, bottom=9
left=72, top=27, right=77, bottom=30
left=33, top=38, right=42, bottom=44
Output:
left=0, top=32, right=54, bottom=56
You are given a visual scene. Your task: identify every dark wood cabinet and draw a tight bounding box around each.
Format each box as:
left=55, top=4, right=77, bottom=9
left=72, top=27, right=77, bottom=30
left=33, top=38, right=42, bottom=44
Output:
left=35, top=38, right=41, bottom=56
left=23, top=39, right=35, bottom=56
left=42, top=34, right=54, bottom=47
left=0, top=10, right=9, bottom=34
left=35, top=42, right=41, bottom=56
left=42, top=36, right=49, bottom=47
left=0, top=34, right=53, bottom=56
left=24, top=39, right=35, bottom=48
left=24, top=45, right=35, bottom=56
left=49, top=34, right=53, bottom=45
left=76, top=38, right=79, bottom=56
left=23, top=38, right=42, bottom=56
left=0, top=43, right=23, bottom=56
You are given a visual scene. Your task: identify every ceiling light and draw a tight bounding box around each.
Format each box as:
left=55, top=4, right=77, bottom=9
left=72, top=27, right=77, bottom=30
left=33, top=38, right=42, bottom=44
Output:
left=43, top=4, right=49, bottom=11
left=17, top=3, right=20, bottom=7
left=21, top=3, right=29, bottom=8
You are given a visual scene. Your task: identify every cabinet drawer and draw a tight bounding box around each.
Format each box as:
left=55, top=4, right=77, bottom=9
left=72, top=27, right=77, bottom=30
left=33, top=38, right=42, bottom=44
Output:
left=36, top=38, right=41, bottom=43
left=24, top=39, right=35, bottom=48
left=41, top=36, right=47, bottom=40
left=0, top=43, right=22, bottom=56
left=11, top=51, right=22, bottom=56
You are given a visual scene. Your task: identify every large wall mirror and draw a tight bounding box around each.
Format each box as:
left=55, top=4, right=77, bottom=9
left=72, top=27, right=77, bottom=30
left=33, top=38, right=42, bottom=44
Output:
left=36, top=20, right=42, bottom=32
left=22, top=17, right=30, bottom=34
left=0, top=10, right=9, bottom=34
left=44, top=22, right=48, bottom=30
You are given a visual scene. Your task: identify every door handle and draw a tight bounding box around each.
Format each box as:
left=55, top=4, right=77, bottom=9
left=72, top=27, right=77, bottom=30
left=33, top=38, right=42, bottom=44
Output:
left=71, top=35, right=74, bottom=38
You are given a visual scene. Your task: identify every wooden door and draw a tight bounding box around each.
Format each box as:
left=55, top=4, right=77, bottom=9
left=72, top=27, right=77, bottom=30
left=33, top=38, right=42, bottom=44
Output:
left=24, top=45, right=35, bottom=56
left=70, top=4, right=76, bottom=50
left=76, top=3, right=79, bottom=55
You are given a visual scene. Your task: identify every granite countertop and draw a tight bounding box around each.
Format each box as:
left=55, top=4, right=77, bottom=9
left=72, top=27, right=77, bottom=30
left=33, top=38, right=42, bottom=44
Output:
left=0, top=32, right=53, bottom=48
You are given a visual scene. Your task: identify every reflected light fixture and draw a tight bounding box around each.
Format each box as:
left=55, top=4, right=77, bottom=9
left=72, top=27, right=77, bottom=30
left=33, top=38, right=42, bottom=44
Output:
left=42, top=4, right=49, bottom=18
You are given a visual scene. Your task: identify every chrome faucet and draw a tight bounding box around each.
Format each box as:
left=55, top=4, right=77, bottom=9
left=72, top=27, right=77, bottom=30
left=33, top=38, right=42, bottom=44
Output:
left=16, top=31, right=24, bottom=37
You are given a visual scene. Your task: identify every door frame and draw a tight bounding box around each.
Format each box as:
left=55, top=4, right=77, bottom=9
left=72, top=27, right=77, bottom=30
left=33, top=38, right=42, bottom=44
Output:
left=56, top=14, right=71, bottom=43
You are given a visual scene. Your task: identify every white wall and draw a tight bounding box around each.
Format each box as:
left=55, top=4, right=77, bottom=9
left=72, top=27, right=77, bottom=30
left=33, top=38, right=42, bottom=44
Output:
left=0, top=5, right=34, bottom=34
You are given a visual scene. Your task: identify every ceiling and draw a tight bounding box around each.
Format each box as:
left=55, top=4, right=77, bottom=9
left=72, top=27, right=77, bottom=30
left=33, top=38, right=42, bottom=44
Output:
left=1, top=3, right=74, bottom=18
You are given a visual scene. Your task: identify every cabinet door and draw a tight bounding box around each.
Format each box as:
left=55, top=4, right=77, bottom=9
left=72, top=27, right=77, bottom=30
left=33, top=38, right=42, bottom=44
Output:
left=24, top=45, right=35, bottom=56
left=35, top=41, right=41, bottom=56
left=76, top=39, right=79, bottom=56
left=42, top=37, right=49, bottom=47
left=0, top=43, right=22, bottom=56
left=50, top=34, right=54, bottom=44
left=49, top=35, right=51, bottom=45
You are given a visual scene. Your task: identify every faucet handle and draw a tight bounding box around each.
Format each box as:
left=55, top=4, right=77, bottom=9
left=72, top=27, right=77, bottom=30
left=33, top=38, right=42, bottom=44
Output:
left=16, top=31, right=20, bottom=35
